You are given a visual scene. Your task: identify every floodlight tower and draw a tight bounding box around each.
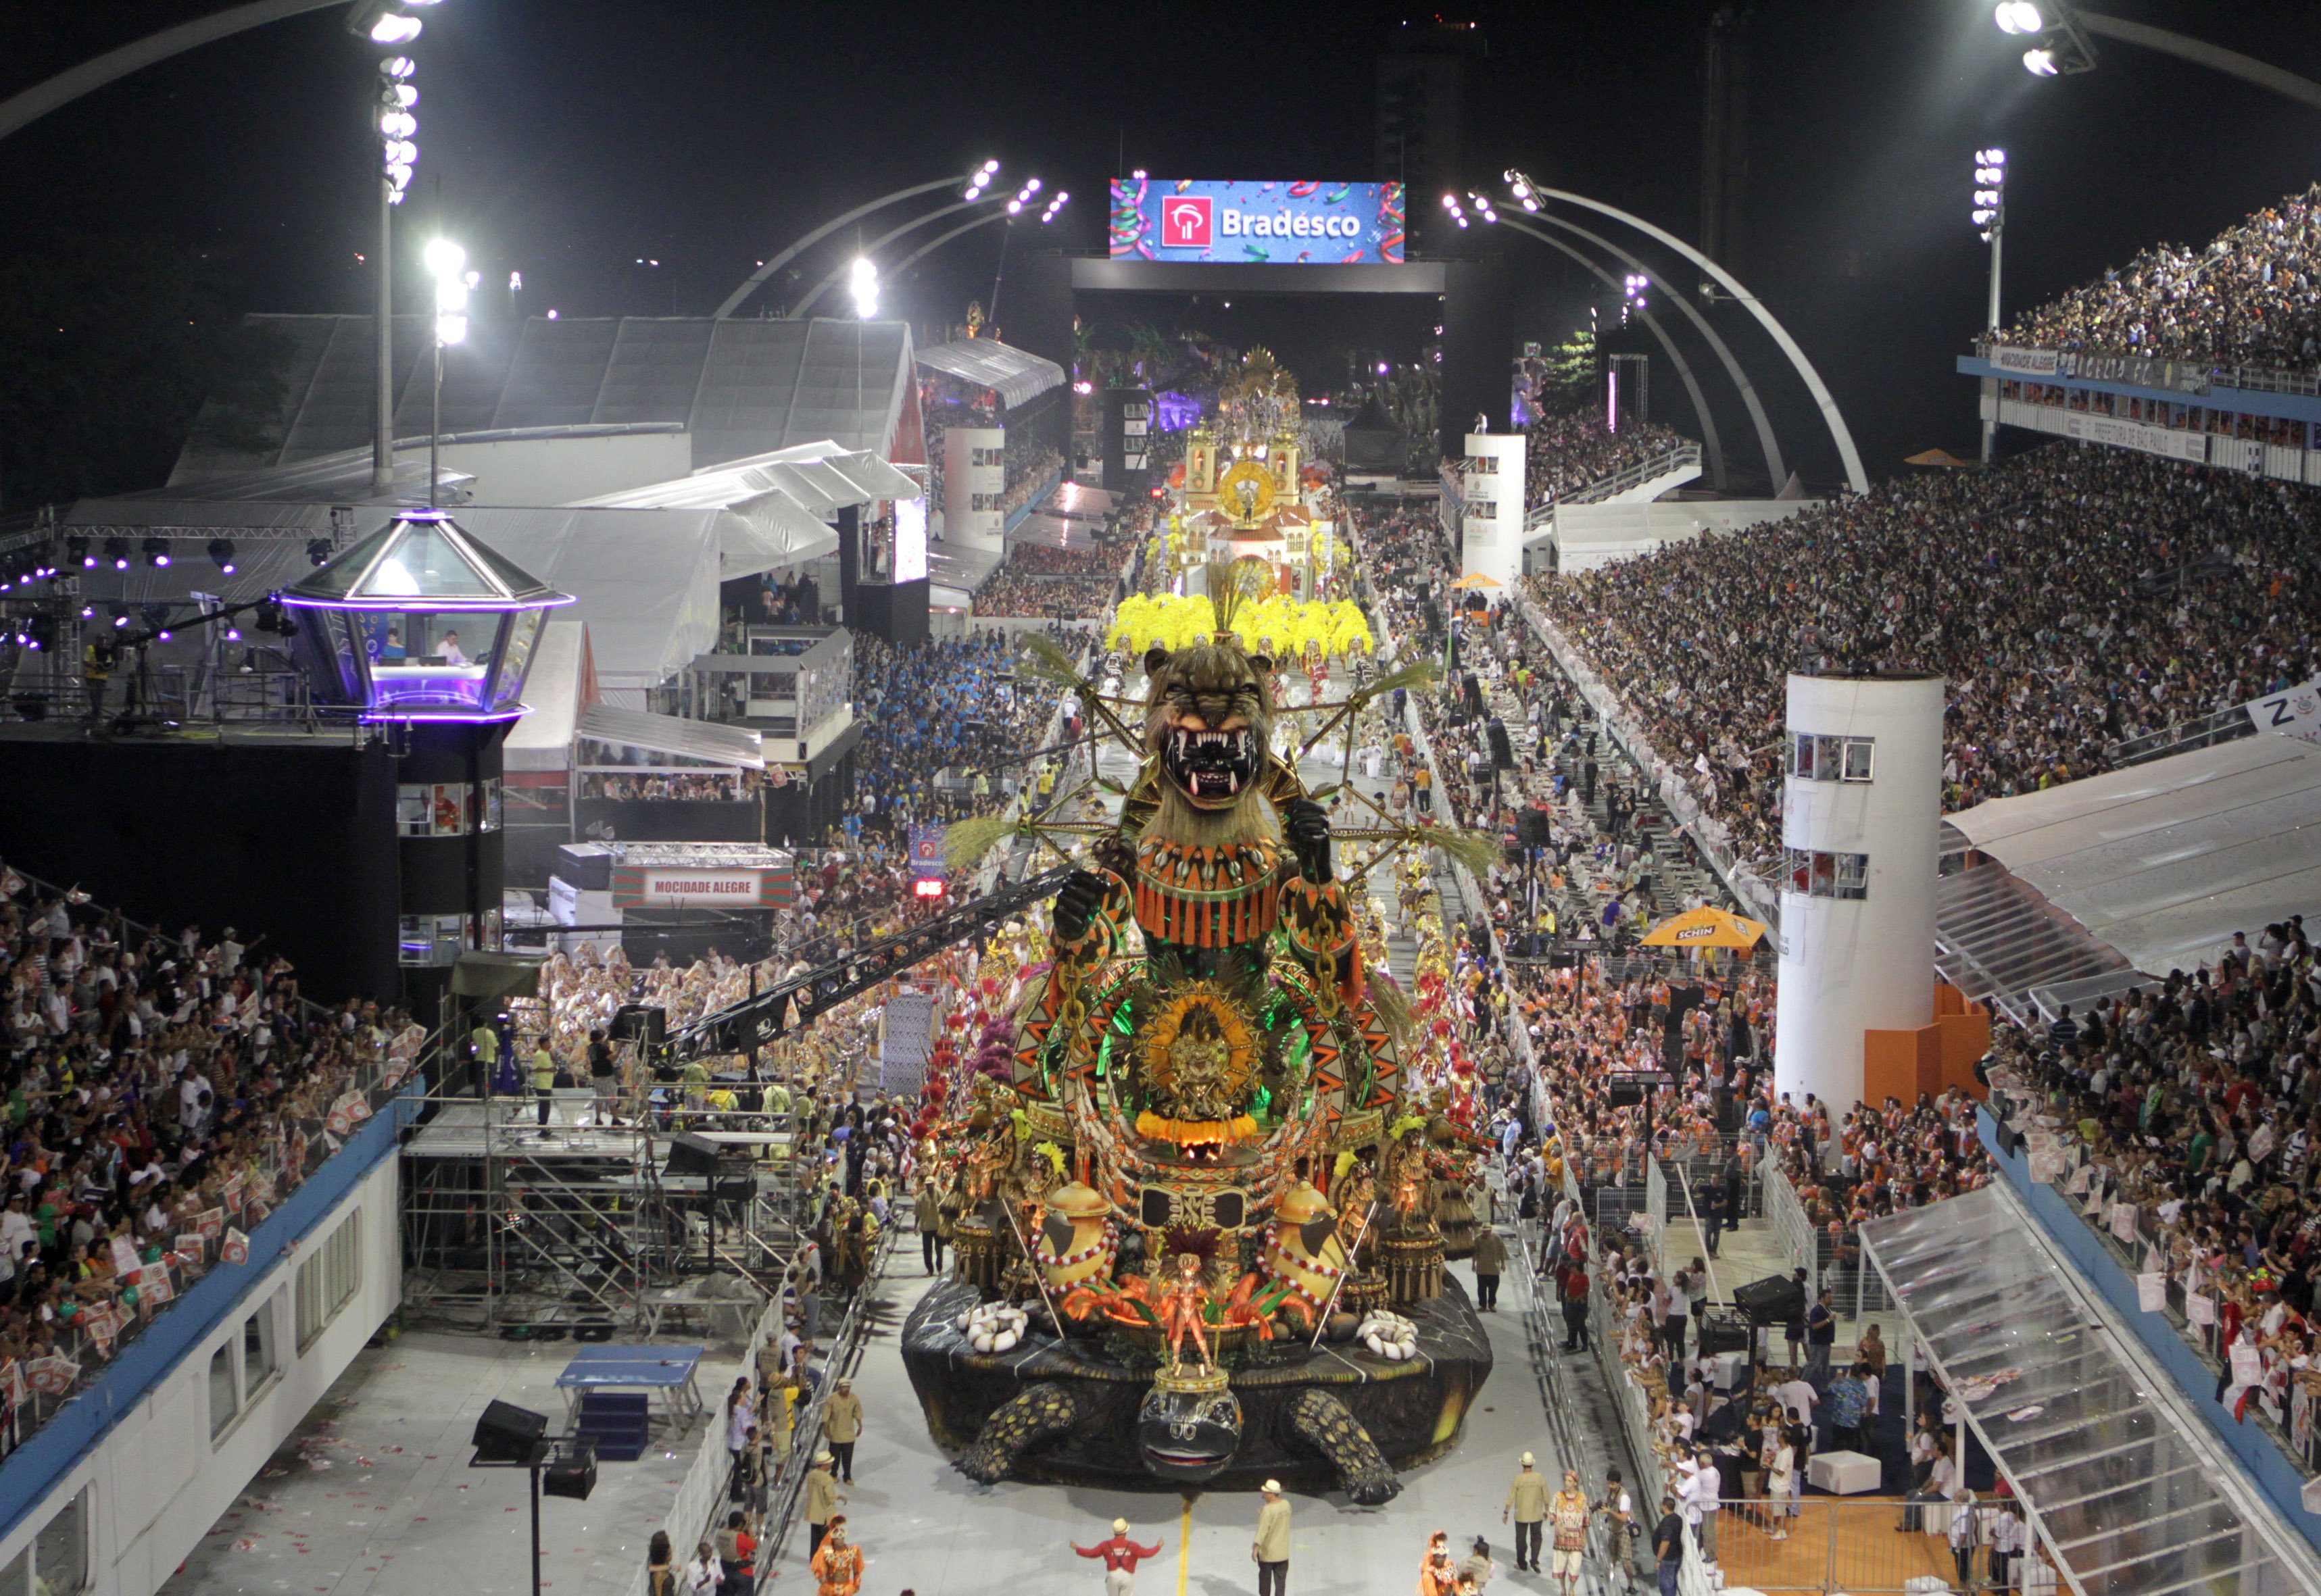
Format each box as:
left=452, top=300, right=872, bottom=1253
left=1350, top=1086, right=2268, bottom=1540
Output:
left=1972, top=149, right=2007, bottom=464
left=349, top=1, right=441, bottom=496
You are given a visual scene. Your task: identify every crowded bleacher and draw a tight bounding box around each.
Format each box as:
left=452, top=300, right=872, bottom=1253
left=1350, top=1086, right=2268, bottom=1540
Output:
left=1523, top=407, right=1686, bottom=509
left=0, top=879, right=418, bottom=1437
left=1528, top=442, right=2321, bottom=873
left=2003, top=183, right=2321, bottom=371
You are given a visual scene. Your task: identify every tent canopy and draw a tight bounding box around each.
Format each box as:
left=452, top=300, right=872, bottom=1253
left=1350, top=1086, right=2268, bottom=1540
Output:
left=576, top=704, right=763, bottom=770
left=1946, top=732, right=2321, bottom=976
left=1638, top=905, right=1767, bottom=949
left=915, top=339, right=1066, bottom=410
left=172, top=314, right=916, bottom=480
left=576, top=439, right=919, bottom=578
left=504, top=616, right=589, bottom=773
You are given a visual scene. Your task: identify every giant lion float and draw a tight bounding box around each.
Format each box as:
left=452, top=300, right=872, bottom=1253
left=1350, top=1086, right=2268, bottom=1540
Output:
left=901, top=566, right=1493, bottom=1503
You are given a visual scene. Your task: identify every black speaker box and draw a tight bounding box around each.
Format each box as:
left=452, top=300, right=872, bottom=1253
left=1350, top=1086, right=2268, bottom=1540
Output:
left=472, top=1399, right=548, bottom=1463
left=1732, top=1272, right=1806, bottom=1325
left=664, top=1131, right=723, bottom=1177
left=1696, top=1307, right=1751, bottom=1355
left=543, top=1445, right=597, bottom=1500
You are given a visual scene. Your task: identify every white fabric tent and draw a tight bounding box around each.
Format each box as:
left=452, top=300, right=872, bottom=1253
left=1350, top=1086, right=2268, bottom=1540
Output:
left=1947, top=732, right=2321, bottom=975
left=572, top=439, right=921, bottom=578
left=504, top=616, right=589, bottom=774
left=576, top=704, right=763, bottom=769
left=914, top=339, right=1065, bottom=409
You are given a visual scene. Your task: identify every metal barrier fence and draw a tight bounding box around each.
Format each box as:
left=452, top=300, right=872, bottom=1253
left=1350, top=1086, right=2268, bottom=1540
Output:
left=1706, top=1497, right=2000, bottom=1595
left=1757, top=1160, right=1896, bottom=1320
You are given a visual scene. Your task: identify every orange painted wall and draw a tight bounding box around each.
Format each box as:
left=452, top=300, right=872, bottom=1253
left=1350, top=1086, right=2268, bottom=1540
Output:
left=1861, top=985, right=1991, bottom=1106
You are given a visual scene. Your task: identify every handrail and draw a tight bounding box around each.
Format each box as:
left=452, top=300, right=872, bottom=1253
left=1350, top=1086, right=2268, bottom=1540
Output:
left=2106, top=701, right=2257, bottom=767
left=1972, top=334, right=2321, bottom=399
left=1528, top=442, right=1705, bottom=532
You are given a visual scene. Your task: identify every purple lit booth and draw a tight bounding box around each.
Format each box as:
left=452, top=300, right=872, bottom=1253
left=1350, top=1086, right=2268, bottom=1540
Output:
left=280, top=512, right=572, bottom=1028
left=279, top=510, right=574, bottom=722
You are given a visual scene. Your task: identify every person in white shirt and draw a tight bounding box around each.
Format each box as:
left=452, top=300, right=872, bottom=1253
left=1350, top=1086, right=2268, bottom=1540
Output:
left=680, top=1541, right=722, bottom=1596
left=1680, top=1447, right=1721, bottom=1563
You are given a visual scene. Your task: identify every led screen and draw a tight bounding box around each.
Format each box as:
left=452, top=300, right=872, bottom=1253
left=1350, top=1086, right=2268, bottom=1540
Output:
left=1109, top=178, right=1406, bottom=264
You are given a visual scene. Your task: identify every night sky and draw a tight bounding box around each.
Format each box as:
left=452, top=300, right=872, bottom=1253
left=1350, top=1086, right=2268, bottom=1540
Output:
left=5, top=0, right=2320, bottom=492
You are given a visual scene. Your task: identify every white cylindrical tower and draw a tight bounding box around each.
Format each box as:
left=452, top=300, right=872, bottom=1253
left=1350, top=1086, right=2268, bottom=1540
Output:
left=1773, top=670, right=1945, bottom=1114
left=1459, top=430, right=1528, bottom=589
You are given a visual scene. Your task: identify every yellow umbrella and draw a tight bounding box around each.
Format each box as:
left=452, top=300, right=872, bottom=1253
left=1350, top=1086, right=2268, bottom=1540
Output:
left=1448, top=572, right=1503, bottom=590
left=1638, top=905, right=1769, bottom=950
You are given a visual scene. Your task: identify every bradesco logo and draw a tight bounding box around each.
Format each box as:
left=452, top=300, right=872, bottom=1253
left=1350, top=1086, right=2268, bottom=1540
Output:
left=1163, top=196, right=1212, bottom=248
left=1219, top=207, right=1364, bottom=241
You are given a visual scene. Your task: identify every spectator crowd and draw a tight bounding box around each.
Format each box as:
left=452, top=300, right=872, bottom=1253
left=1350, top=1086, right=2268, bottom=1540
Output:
left=1519, top=407, right=1687, bottom=510
left=0, top=879, right=418, bottom=1439
left=1530, top=443, right=2321, bottom=872
left=2004, top=184, right=2321, bottom=372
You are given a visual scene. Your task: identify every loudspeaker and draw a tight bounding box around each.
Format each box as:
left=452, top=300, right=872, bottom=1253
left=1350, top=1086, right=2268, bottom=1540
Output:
left=1517, top=809, right=1552, bottom=849
left=664, top=1131, right=723, bottom=1177
left=1696, top=1308, right=1751, bottom=1355
left=611, top=1004, right=666, bottom=1045
left=543, top=1443, right=597, bottom=1500
left=1607, top=1076, right=1648, bottom=1110
left=472, top=1399, right=549, bottom=1463
left=1487, top=723, right=1514, bottom=770
left=1732, top=1273, right=1806, bottom=1326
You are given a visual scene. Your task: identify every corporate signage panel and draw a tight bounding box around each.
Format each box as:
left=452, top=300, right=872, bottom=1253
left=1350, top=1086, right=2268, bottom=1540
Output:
left=1109, top=178, right=1406, bottom=264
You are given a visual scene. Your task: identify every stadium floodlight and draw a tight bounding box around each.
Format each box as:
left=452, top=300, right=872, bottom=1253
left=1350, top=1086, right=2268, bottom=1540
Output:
left=1442, top=193, right=1459, bottom=209
left=1994, top=1, right=2043, bottom=34
left=370, top=12, right=422, bottom=44
left=1972, top=208, right=1997, bottom=225
left=381, top=54, right=414, bottom=77
left=982, top=159, right=1000, bottom=175
left=388, top=82, right=418, bottom=107
left=379, top=109, right=416, bottom=139
left=1974, top=189, right=2001, bottom=206
left=849, top=256, right=879, bottom=318
left=2023, top=46, right=2059, bottom=75
left=1006, top=199, right=1023, bottom=215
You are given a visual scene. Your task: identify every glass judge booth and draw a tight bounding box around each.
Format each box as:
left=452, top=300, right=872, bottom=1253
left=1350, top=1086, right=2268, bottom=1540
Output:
left=278, top=510, right=572, bottom=720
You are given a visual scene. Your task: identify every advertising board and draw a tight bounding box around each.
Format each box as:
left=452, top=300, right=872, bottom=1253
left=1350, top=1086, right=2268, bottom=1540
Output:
left=1109, top=178, right=1406, bottom=264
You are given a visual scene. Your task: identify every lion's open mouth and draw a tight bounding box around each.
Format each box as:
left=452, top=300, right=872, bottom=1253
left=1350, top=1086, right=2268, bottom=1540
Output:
left=1161, top=726, right=1260, bottom=807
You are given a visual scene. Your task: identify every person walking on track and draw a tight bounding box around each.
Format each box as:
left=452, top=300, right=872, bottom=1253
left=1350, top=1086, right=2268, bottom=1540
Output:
left=1503, top=1451, right=1548, bottom=1571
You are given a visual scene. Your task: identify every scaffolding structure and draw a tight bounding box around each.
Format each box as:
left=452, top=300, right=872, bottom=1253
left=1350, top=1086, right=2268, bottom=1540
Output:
left=401, top=1091, right=809, bottom=1334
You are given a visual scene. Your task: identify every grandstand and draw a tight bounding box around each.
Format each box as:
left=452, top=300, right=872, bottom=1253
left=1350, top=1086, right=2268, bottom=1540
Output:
left=1963, top=184, right=2321, bottom=488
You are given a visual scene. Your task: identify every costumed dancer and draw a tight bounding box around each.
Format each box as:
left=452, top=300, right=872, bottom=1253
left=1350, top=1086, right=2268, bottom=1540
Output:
left=1074, top=1517, right=1165, bottom=1596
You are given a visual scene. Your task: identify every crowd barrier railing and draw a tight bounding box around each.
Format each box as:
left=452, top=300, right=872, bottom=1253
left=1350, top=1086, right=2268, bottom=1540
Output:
left=1510, top=593, right=1779, bottom=926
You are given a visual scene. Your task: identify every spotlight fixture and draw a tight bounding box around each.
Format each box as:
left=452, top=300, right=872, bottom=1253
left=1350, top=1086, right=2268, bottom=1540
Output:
left=2023, top=47, right=2058, bottom=74
left=307, top=539, right=335, bottom=567
left=1993, top=1, right=2043, bottom=33
left=66, top=535, right=90, bottom=568
left=143, top=537, right=172, bottom=568
left=104, top=537, right=131, bottom=571
left=207, top=538, right=238, bottom=574
left=1972, top=147, right=2007, bottom=241
left=110, top=606, right=130, bottom=629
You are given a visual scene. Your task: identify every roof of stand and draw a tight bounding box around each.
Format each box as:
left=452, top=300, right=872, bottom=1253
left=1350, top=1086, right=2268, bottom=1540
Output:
left=914, top=339, right=1066, bottom=409
left=1946, top=732, right=2321, bottom=978
left=171, top=314, right=916, bottom=479
left=1863, top=1183, right=2318, bottom=1596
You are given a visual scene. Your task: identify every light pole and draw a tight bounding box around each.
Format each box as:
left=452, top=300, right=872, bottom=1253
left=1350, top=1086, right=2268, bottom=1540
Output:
left=1996, top=3, right=2321, bottom=110
left=1972, top=149, right=2007, bottom=465
left=424, top=238, right=473, bottom=509
left=716, top=162, right=1001, bottom=318
left=351, top=2, right=435, bottom=496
